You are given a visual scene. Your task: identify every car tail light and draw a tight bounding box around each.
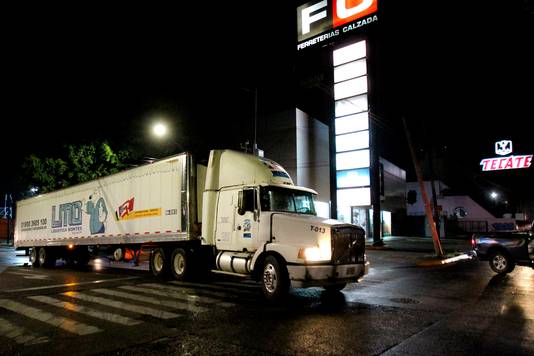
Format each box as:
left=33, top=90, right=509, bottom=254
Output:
left=471, top=235, right=476, bottom=249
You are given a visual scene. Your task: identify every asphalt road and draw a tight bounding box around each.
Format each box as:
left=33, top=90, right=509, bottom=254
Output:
left=1, top=246, right=533, bottom=356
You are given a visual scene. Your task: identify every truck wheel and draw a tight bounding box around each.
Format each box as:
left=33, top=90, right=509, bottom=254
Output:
left=262, top=255, right=289, bottom=301
left=150, top=248, right=169, bottom=278
left=323, top=283, right=347, bottom=292
left=30, top=247, right=40, bottom=267
left=38, top=247, right=56, bottom=268
left=489, top=251, right=514, bottom=274
left=113, top=248, right=124, bottom=262
left=170, top=248, right=189, bottom=280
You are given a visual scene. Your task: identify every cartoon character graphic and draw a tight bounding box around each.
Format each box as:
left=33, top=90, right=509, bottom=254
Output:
left=85, top=190, right=108, bottom=234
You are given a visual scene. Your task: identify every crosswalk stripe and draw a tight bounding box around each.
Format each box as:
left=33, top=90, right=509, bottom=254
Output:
left=0, top=316, right=49, bottom=345
left=141, top=283, right=257, bottom=303
left=118, top=285, right=235, bottom=308
left=0, top=299, right=101, bottom=336
left=63, top=292, right=179, bottom=319
left=91, top=288, right=208, bottom=314
left=28, top=295, right=141, bottom=326
left=170, top=281, right=259, bottom=301
left=169, top=280, right=260, bottom=296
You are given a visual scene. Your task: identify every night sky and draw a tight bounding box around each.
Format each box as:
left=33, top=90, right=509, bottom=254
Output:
left=3, top=1, right=533, bottom=213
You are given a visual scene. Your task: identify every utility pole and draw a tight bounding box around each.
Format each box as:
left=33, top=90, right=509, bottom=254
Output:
left=402, top=118, right=444, bottom=257
left=428, top=149, right=441, bottom=238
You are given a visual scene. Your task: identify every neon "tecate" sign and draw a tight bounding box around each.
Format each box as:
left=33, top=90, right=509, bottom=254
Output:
left=480, top=140, right=533, bottom=171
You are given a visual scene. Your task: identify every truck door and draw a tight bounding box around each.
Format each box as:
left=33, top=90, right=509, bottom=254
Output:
left=235, top=188, right=259, bottom=252
left=214, top=188, right=237, bottom=251
left=215, top=187, right=259, bottom=252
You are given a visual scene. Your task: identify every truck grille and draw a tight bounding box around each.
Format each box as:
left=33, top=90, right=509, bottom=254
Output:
left=332, top=226, right=366, bottom=265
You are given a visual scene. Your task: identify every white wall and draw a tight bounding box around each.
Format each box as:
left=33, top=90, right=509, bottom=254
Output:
left=296, top=109, right=330, bottom=203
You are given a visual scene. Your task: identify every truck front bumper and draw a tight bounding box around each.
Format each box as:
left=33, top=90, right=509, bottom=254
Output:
left=287, top=261, right=370, bottom=288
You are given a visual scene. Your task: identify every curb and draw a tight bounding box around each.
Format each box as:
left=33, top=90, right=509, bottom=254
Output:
left=415, top=253, right=474, bottom=267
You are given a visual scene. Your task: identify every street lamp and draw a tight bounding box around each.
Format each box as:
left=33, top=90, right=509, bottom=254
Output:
left=490, top=191, right=498, bottom=200
left=149, top=121, right=184, bottom=156
left=152, top=122, right=168, bottom=138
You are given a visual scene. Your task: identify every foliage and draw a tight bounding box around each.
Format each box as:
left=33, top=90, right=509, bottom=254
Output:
left=22, top=142, right=130, bottom=194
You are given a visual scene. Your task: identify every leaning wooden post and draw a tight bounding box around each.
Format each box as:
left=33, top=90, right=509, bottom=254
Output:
left=402, top=117, right=444, bottom=257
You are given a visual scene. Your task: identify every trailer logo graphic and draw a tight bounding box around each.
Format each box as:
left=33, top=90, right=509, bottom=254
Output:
left=86, top=190, right=108, bottom=234
left=116, top=197, right=135, bottom=220
left=115, top=197, right=162, bottom=221
left=51, top=201, right=82, bottom=233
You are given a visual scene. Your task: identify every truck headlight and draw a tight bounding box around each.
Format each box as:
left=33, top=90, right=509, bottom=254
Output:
left=298, top=239, right=332, bottom=262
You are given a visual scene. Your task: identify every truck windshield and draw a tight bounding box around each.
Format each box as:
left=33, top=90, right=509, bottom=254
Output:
left=260, top=186, right=316, bottom=215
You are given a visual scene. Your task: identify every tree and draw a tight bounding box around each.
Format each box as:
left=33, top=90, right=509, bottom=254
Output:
left=22, top=142, right=130, bottom=194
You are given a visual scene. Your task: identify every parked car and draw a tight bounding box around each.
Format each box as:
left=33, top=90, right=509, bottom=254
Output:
left=472, top=229, right=534, bottom=274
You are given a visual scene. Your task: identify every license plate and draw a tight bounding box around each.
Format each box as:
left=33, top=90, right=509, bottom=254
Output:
left=346, top=267, right=356, bottom=275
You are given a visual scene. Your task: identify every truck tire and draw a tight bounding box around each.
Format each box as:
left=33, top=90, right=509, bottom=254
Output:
left=170, top=248, right=189, bottom=280
left=489, top=250, right=514, bottom=274
left=113, top=248, right=124, bottom=262
left=38, top=247, right=56, bottom=268
left=323, top=283, right=347, bottom=292
left=262, top=255, right=289, bottom=301
left=150, top=248, right=169, bottom=278
left=30, top=247, right=40, bottom=268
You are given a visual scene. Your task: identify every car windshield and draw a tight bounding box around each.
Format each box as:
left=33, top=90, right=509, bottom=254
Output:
left=260, top=186, right=316, bottom=215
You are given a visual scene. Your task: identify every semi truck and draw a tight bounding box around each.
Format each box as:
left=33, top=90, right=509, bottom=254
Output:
left=15, top=149, right=369, bottom=299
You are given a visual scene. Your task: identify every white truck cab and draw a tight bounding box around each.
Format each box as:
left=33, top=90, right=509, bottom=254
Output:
left=201, top=150, right=369, bottom=299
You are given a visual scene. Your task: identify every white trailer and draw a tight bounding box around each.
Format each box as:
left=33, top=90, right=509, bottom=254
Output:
left=16, top=149, right=369, bottom=299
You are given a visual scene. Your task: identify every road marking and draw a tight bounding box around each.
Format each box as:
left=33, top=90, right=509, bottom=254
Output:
left=132, top=284, right=235, bottom=308
left=0, top=316, right=49, bottom=345
left=63, top=291, right=180, bottom=319
left=28, top=295, right=141, bottom=326
left=169, top=280, right=259, bottom=296
left=4, top=271, right=50, bottom=279
left=0, top=299, right=101, bottom=335
left=119, top=285, right=236, bottom=308
left=91, top=288, right=208, bottom=314
left=5, top=276, right=140, bottom=292
left=165, top=281, right=260, bottom=301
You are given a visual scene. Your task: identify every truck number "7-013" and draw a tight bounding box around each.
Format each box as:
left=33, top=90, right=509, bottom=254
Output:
left=310, top=225, right=326, bottom=233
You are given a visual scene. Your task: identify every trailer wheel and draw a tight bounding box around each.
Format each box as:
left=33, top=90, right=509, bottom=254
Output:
left=170, top=248, right=189, bottom=280
left=262, top=255, right=289, bottom=301
left=38, top=247, right=56, bottom=268
left=113, top=248, right=124, bottom=262
left=30, top=247, right=40, bottom=267
left=150, top=248, right=169, bottom=278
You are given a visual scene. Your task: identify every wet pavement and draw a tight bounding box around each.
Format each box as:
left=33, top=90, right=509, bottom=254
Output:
left=1, top=244, right=533, bottom=355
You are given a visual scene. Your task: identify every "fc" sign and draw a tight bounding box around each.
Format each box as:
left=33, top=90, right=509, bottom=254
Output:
left=297, top=0, right=378, bottom=42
